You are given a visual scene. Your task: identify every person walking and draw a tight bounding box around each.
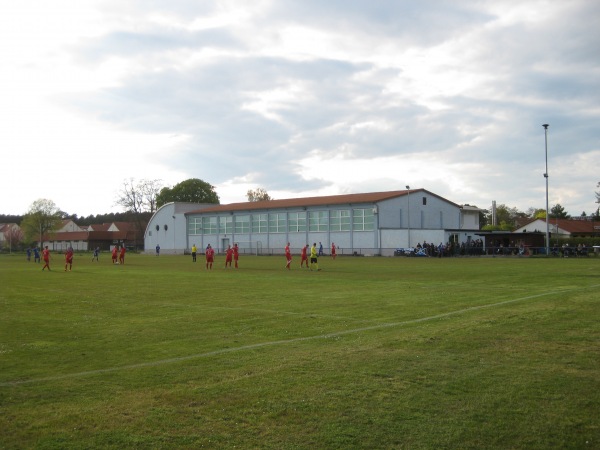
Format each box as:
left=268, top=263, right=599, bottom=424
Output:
left=119, top=245, right=126, bottom=264
left=285, top=242, right=292, bottom=269
left=300, top=244, right=309, bottom=268
left=331, top=242, right=337, bottom=260
left=64, top=246, right=74, bottom=271
left=41, top=246, right=51, bottom=271
left=112, top=246, right=118, bottom=264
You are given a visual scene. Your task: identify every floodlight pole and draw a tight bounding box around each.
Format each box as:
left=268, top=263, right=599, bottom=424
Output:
left=543, top=124, right=550, bottom=256
left=406, top=185, right=410, bottom=248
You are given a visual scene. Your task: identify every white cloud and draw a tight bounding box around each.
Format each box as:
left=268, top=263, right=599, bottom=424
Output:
left=1, top=0, right=599, bottom=218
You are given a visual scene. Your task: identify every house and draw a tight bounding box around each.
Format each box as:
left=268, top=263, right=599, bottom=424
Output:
left=144, top=189, right=482, bottom=256
left=513, top=218, right=600, bottom=238
left=41, top=221, right=146, bottom=251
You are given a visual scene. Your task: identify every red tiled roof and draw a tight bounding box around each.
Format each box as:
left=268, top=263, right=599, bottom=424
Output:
left=187, top=189, right=456, bottom=214
left=521, top=218, right=599, bottom=234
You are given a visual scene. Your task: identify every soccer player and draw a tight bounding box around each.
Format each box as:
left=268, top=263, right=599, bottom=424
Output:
left=64, top=246, right=74, bottom=271
left=92, top=247, right=100, bottom=262
left=233, top=243, right=239, bottom=269
left=191, top=244, right=197, bottom=262
left=34, top=247, right=40, bottom=263
left=300, top=244, right=309, bottom=268
left=331, top=242, right=337, bottom=259
left=41, top=246, right=51, bottom=271
left=156, top=244, right=160, bottom=256
left=119, top=245, right=126, bottom=264
left=285, top=242, right=292, bottom=269
left=224, top=244, right=233, bottom=269
left=111, top=246, right=118, bottom=264
left=26, top=247, right=32, bottom=261
left=205, top=244, right=215, bottom=270
left=310, top=243, right=320, bottom=271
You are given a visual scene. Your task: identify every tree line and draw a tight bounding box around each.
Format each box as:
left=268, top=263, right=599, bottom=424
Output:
left=1, top=178, right=273, bottom=250
left=3, top=179, right=598, bottom=249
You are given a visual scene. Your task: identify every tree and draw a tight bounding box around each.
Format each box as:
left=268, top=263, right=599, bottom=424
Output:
left=156, top=178, right=220, bottom=207
left=247, top=188, right=272, bottom=202
left=531, top=208, right=547, bottom=219
left=116, top=178, right=163, bottom=214
left=549, top=203, right=570, bottom=219
left=596, top=181, right=600, bottom=205
left=20, top=199, right=63, bottom=246
left=485, top=204, right=525, bottom=230
left=2, top=225, right=24, bottom=252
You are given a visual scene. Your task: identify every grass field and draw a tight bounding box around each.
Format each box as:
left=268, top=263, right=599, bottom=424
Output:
left=0, top=251, right=598, bottom=449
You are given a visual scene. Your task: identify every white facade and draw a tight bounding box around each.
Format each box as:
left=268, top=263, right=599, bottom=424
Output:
left=144, top=190, right=481, bottom=256
left=144, top=203, right=214, bottom=254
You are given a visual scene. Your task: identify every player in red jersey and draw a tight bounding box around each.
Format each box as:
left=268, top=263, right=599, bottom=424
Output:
left=331, top=242, right=337, bottom=259
left=300, top=244, right=309, bottom=268
left=233, top=243, right=239, bottom=268
left=64, top=247, right=74, bottom=271
left=111, top=246, right=118, bottom=264
left=42, top=246, right=51, bottom=271
left=119, top=245, right=126, bottom=264
left=284, top=242, right=292, bottom=269
left=205, top=244, right=215, bottom=270
left=224, top=244, right=233, bottom=269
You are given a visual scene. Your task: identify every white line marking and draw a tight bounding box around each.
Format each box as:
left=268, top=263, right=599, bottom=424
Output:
left=1, top=286, right=596, bottom=387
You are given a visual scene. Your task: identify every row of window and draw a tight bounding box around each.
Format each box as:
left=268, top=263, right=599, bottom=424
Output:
left=188, top=209, right=374, bottom=235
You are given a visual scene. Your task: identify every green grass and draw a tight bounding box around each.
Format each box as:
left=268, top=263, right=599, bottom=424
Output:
left=0, top=252, right=598, bottom=449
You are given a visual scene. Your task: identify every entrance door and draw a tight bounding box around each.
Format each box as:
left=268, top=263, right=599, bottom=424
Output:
left=222, top=238, right=230, bottom=252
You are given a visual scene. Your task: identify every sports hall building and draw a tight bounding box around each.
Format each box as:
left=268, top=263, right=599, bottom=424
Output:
left=144, top=188, right=481, bottom=257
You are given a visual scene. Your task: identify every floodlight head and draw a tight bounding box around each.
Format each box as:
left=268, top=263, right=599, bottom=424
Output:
left=406, top=185, right=410, bottom=189
left=542, top=124, right=549, bottom=129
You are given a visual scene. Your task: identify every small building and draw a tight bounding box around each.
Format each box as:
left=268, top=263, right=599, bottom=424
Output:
left=513, top=218, right=600, bottom=238
left=41, top=221, right=146, bottom=251
left=144, top=189, right=482, bottom=256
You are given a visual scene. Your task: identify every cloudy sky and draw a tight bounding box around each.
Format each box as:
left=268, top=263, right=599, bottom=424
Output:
left=2, top=0, right=599, bottom=217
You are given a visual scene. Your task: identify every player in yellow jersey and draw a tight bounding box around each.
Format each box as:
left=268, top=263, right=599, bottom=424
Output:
left=310, top=243, right=320, bottom=271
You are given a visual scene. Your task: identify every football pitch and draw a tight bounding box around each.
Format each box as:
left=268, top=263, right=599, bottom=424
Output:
left=1, top=252, right=598, bottom=449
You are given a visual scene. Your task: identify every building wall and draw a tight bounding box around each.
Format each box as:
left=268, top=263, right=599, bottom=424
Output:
left=146, top=192, right=478, bottom=256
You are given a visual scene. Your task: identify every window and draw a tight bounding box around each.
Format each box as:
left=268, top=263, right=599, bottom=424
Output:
left=235, top=215, right=250, bottom=233
left=353, top=208, right=374, bottom=231
left=252, top=214, right=268, bottom=233
left=219, top=216, right=233, bottom=234
left=330, top=210, right=351, bottom=231
left=202, top=216, right=217, bottom=234
left=422, top=197, right=427, bottom=205
left=308, top=211, right=328, bottom=232
left=269, top=213, right=287, bottom=233
left=288, top=212, right=307, bottom=232
left=188, top=217, right=202, bottom=235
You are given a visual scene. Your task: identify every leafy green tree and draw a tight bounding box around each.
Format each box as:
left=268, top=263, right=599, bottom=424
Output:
left=549, top=203, right=570, bottom=219
left=20, top=199, right=63, bottom=246
left=485, top=204, right=526, bottom=230
left=247, top=188, right=272, bottom=202
left=156, top=178, right=220, bottom=208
